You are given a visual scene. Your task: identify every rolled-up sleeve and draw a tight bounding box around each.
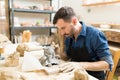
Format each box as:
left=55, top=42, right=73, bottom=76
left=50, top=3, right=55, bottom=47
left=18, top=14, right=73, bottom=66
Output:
left=100, top=55, right=113, bottom=71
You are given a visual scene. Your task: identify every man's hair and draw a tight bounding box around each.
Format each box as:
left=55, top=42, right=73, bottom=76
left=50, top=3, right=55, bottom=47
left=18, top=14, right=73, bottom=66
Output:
left=53, top=6, right=76, bottom=24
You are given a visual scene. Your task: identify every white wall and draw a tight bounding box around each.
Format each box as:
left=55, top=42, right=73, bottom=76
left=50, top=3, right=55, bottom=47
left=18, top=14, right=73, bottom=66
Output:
left=61, top=0, right=120, bottom=25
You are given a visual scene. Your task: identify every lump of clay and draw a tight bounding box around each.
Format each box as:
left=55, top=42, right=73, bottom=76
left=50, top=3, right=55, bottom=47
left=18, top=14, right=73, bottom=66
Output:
left=16, top=42, right=43, bottom=56
left=16, top=44, right=25, bottom=57
left=0, top=70, right=22, bottom=80
left=5, top=51, right=20, bottom=67
left=74, top=69, right=89, bottom=80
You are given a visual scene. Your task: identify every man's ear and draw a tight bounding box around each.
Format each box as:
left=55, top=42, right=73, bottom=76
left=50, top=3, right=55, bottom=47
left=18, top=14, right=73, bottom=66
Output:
left=72, top=17, right=77, bottom=25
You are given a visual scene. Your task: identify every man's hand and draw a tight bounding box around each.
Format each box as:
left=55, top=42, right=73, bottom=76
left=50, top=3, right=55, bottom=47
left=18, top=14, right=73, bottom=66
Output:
left=59, top=62, right=84, bottom=73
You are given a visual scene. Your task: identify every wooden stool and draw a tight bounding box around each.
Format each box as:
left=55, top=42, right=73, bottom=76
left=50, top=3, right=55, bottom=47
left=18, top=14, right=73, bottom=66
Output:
left=106, top=45, right=120, bottom=80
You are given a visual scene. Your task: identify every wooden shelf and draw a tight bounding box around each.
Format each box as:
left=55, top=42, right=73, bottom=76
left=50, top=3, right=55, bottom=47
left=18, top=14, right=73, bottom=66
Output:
left=90, top=23, right=120, bottom=26
left=10, top=8, right=56, bottom=14
left=82, top=0, right=120, bottom=6
left=90, top=23, right=120, bottom=29
left=10, top=26, right=57, bottom=35
left=13, top=26, right=57, bottom=29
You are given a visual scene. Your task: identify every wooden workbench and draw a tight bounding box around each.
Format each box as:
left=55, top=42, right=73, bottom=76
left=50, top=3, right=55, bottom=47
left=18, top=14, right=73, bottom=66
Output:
left=0, top=44, right=98, bottom=80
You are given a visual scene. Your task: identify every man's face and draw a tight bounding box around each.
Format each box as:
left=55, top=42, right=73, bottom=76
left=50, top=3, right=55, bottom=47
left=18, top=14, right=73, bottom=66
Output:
left=56, top=19, right=75, bottom=37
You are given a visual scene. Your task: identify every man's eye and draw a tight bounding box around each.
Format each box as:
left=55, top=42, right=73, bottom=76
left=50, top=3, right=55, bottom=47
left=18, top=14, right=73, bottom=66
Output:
left=61, top=27, right=65, bottom=29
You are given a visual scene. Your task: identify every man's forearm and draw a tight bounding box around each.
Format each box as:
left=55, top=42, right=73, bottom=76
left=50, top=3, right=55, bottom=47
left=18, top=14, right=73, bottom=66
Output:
left=80, top=61, right=110, bottom=71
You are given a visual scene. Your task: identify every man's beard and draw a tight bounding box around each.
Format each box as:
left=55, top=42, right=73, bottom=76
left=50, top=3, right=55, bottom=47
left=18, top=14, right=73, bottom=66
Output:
left=64, top=27, right=75, bottom=38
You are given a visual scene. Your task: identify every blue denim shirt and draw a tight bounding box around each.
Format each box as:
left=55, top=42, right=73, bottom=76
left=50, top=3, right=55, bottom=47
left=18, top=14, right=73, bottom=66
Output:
left=65, top=21, right=113, bottom=71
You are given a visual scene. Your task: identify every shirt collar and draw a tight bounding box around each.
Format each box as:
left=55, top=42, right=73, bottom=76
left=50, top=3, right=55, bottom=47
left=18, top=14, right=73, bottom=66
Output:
left=78, top=21, right=87, bottom=37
